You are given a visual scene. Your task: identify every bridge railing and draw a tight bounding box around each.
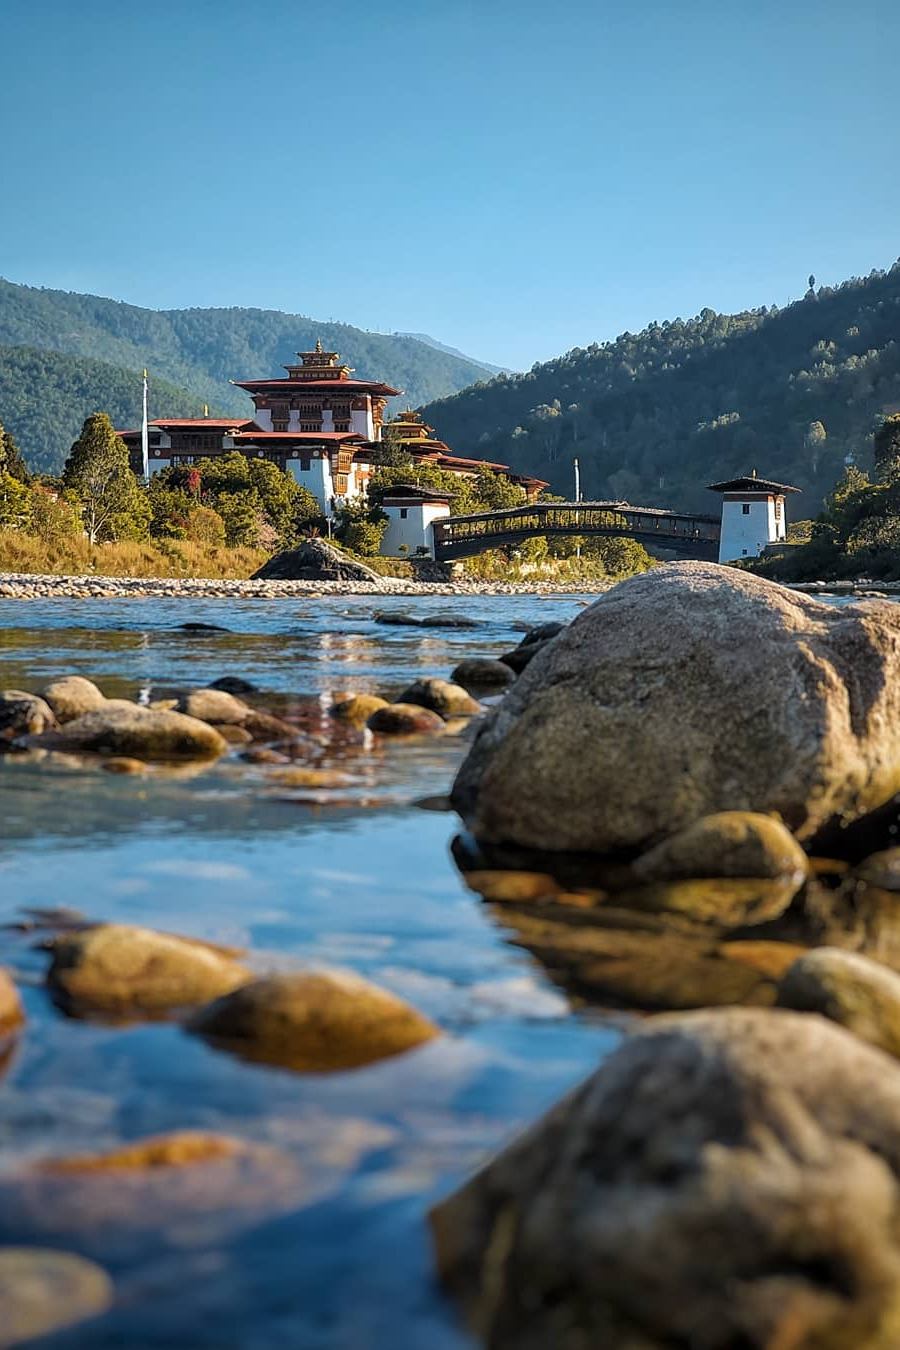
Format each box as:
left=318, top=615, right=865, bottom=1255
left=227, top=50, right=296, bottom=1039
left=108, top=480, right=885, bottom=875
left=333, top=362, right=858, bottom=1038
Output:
left=432, top=500, right=721, bottom=552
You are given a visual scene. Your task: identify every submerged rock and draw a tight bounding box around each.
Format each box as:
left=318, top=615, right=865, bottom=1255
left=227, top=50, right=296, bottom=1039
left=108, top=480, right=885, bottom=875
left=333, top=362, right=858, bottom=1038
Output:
left=396, top=677, right=482, bottom=718
left=633, top=811, right=809, bottom=883
left=209, top=675, right=260, bottom=695
left=330, top=693, right=389, bottom=725
left=42, top=675, right=107, bottom=723
left=451, top=658, right=515, bottom=691
left=47, top=924, right=251, bottom=1016
left=0, top=1248, right=113, bottom=1345
left=615, top=875, right=802, bottom=927
left=188, top=969, right=439, bottom=1071
left=37, top=1130, right=259, bottom=1174
left=253, top=539, right=385, bottom=583
left=0, top=968, right=24, bottom=1035
left=0, top=689, right=56, bottom=743
left=45, top=706, right=228, bottom=761
left=431, top=1007, right=900, bottom=1350
left=778, top=947, right=900, bottom=1058
left=454, top=563, right=900, bottom=855
left=367, top=703, right=445, bottom=735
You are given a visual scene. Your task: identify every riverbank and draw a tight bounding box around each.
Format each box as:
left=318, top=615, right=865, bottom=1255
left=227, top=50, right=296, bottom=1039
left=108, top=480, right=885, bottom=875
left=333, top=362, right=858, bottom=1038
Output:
left=0, top=570, right=609, bottom=599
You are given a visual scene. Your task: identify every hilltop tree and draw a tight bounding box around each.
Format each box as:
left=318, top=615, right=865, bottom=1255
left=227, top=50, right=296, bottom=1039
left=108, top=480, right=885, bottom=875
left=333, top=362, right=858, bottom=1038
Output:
left=63, top=412, right=149, bottom=544
left=0, top=420, right=29, bottom=482
left=874, top=414, right=900, bottom=473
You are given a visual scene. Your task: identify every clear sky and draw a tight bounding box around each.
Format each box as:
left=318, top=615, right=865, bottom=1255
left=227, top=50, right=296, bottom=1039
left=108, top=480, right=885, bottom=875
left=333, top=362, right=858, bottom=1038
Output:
left=1, top=0, right=897, bottom=370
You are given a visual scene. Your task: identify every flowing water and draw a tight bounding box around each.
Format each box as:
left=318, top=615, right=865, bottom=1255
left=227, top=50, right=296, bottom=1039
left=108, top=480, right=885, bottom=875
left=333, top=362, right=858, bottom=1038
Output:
left=0, top=593, right=622, bottom=1349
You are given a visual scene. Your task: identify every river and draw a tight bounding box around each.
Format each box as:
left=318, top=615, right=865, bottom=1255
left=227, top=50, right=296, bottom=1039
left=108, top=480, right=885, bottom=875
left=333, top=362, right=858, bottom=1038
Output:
left=0, top=593, right=622, bottom=1349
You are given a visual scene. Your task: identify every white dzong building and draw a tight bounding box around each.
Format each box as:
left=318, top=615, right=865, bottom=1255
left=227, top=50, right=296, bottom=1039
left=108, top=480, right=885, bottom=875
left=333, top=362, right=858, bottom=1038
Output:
left=707, top=471, right=800, bottom=562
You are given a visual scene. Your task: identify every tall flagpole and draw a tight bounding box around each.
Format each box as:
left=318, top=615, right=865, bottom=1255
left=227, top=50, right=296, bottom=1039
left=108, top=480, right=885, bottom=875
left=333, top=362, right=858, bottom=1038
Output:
left=141, top=369, right=149, bottom=481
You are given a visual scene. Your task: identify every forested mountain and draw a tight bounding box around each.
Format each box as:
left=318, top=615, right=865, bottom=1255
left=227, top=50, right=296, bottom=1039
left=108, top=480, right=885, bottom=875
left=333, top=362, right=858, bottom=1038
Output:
left=0, top=278, right=494, bottom=451
left=423, top=263, right=900, bottom=513
left=0, top=346, right=209, bottom=474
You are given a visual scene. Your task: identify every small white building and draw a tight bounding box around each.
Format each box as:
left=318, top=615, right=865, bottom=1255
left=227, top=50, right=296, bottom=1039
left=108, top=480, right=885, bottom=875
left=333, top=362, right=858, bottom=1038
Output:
left=708, top=471, right=800, bottom=562
left=381, top=485, right=453, bottom=559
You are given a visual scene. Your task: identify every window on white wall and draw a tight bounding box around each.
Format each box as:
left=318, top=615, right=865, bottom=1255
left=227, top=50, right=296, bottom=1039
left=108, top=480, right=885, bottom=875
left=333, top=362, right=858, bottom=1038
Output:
left=742, top=504, right=750, bottom=515
left=400, top=508, right=408, bottom=519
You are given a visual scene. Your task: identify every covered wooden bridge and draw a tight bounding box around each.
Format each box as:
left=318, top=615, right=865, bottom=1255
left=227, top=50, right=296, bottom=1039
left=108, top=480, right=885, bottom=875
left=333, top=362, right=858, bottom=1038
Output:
left=431, top=500, right=721, bottom=562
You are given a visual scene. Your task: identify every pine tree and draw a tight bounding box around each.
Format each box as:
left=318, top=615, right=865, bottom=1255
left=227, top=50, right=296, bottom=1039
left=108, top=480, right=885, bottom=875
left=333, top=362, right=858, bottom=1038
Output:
left=874, top=414, right=900, bottom=473
left=63, top=412, right=147, bottom=544
left=0, top=420, right=29, bottom=482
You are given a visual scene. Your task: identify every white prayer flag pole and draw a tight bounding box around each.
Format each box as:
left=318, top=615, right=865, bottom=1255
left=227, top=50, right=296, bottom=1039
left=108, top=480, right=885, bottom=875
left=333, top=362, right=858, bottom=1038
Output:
left=141, top=368, right=149, bottom=481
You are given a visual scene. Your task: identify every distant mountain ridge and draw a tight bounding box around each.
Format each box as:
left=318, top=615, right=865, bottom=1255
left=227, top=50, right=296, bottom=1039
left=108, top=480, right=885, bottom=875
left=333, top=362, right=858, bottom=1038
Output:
left=422, top=262, right=900, bottom=514
left=0, top=346, right=210, bottom=474
left=393, top=331, right=507, bottom=376
left=0, top=277, right=496, bottom=471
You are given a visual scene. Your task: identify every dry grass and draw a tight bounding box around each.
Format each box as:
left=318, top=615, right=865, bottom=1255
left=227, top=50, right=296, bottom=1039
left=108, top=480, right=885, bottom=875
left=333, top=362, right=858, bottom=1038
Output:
left=0, top=531, right=268, bottom=580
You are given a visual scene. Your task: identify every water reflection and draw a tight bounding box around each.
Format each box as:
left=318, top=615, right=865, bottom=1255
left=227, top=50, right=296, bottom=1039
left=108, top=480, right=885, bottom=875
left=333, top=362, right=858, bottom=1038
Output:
left=0, top=592, right=616, bottom=1348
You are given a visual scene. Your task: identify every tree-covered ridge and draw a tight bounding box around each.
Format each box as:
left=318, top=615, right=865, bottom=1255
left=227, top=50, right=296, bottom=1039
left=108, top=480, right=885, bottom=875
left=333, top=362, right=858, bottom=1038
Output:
left=0, top=278, right=495, bottom=426
left=0, top=345, right=211, bottom=474
left=423, top=263, right=900, bottom=513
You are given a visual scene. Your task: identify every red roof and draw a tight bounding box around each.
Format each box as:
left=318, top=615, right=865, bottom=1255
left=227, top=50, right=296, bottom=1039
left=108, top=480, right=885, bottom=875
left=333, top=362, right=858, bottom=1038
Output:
left=233, top=431, right=366, bottom=442
left=417, top=450, right=512, bottom=473
left=231, top=378, right=401, bottom=396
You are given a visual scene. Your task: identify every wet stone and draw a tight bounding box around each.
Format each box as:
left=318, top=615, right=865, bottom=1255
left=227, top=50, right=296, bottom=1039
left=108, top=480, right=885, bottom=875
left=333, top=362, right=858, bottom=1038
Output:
left=42, top=675, right=107, bottom=723
left=451, top=658, right=516, bottom=692
left=330, top=693, right=389, bottom=725
left=0, top=968, right=24, bottom=1035
left=188, top=968, right=440, bottom=1072
left=0, top=1248, right=113, bottom=1345
left=175, top=688, right=250, bottom=725
left=396, top=677, right=482, bottom=718
left=0, top=689, right=56, bottom=743
left=633, top=811, right=810, bottom=884
left=854, top=848, right=900, bottom=891
left=100, top=756, right=148, bottom=774
left=45, top=706, right=228, bottom=762
left=778, top=947, right=900, bottom=1059
left=47, top=923, right=252, bottom=1017
left=367, top=703, right=446, bottom=736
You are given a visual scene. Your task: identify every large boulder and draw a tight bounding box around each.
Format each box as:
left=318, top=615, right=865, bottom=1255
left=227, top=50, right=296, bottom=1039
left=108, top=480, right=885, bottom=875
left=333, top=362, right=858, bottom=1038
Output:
left=453, top=563, right=900, bottom=855
left=252, top=539, right=387, bottom=583
left=44, top=705, right=228, bottom=761
left=431, top=1007, right=900, bottom=1349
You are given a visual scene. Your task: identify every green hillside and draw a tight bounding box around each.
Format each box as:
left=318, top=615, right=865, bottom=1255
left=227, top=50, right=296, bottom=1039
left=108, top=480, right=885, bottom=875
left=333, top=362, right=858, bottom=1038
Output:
left=423, top=263, right=900, bottom=513
left=0, top=346, right=211, bottom=474
left=0, top=278, right=493, bottom=423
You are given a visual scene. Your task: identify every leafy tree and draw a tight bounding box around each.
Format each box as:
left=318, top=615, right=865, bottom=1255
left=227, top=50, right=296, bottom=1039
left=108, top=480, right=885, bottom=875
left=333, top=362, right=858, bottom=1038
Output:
left=0, top=421, right=29, bottom=482
left=333, top=497, right=387, bottom=556
left=184, top=505, right=226, bottom=546
left=63, top=413, right=148, bottom=543
left=216, top=490, right=264, bottom=547
left=874, top=415, right=900, bottom=472
left=0, top=472, right=33, bottom=530
left=29, top=486, right=81, bottom=541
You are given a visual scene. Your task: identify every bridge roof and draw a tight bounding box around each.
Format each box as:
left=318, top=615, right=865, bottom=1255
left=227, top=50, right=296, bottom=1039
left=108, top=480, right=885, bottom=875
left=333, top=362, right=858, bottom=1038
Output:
left=707, top=474, right=800, bottom=494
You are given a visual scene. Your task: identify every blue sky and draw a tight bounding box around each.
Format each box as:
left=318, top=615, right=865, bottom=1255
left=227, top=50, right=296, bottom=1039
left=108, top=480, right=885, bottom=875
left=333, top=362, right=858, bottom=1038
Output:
left=1, top=0, right=897, bottom=370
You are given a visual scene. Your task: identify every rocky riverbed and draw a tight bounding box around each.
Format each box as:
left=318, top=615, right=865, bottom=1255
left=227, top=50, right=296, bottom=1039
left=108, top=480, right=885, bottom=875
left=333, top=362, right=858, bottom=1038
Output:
left=7, top=569, right=900, bottom=1347
left=0, top=570, right=604, bottom=600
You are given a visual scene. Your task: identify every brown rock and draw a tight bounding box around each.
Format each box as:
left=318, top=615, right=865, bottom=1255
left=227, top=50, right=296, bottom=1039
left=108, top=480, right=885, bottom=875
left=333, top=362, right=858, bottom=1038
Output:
left=0, top=968, right=24, bottom=1035
left=451, top=658, right=516, bottom=692
left=241, top=709, right=298, bottom=741
left=431, top=1007, right=900, bottom=1350
left=854, top=848, right=900, bottom=891
left=615, top=875, right=802, bottom=927
left=47, top=706, right=228, bottom=761
left=453, top=563, right=900, bottom=855
left=175, top=688, right=250, bottom=725
left=188, top=969, right=439, bottom=1071
left=47, top=924, right=251, bottom=1016
left=396, top=678, right=482, bottom=718
left=330, top=693, right=389, bottom=725
left=0, top=689, right=56, bottom=742
left=633, top=811, right=810, bottom=883
left=42, top=675, right=107, bottom=722
left=0, top=1248, right=113, bottom=1345
left=217, top=724, right=254, bottom=745
left=778, top=947, right=900, bottom=1058
left=367, top=703, right=445, bottom=736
